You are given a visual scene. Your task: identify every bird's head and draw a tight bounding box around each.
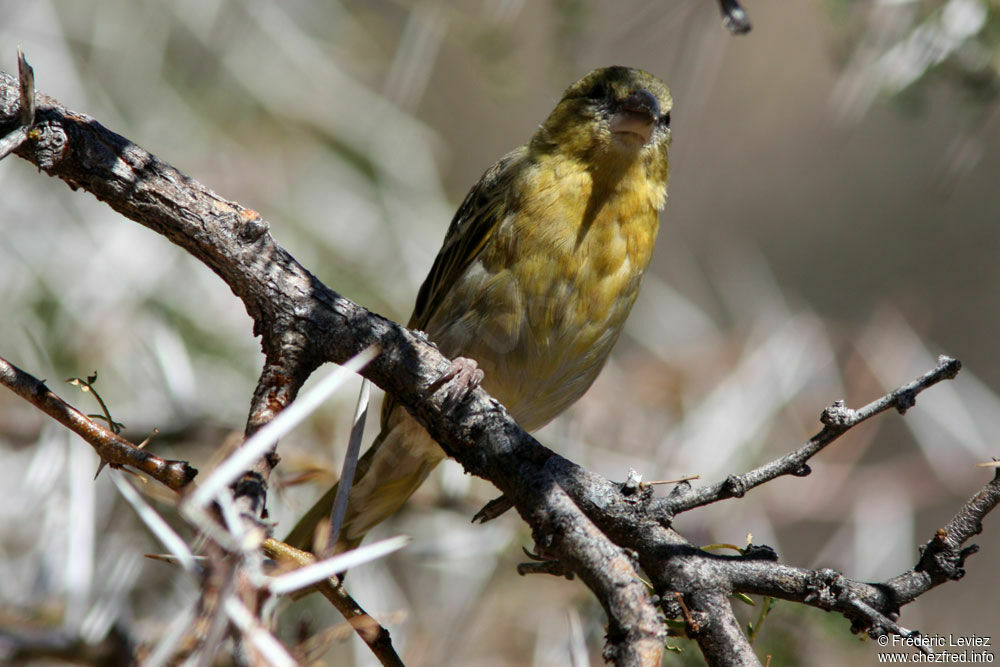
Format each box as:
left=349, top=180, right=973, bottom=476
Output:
left=531, top=66, right=672, bottom=173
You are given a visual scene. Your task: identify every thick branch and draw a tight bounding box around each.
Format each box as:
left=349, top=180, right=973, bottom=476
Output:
left=0, top=356, right=196, bottom=491
left=518, top=462, right=665, bottom=665
left=688, top=592, right=757, bottom=666
left=0, top=67, right=663, bottom=665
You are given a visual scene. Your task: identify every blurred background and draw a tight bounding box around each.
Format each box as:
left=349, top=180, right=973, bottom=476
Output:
left=1, top=0, right=999, bottom=664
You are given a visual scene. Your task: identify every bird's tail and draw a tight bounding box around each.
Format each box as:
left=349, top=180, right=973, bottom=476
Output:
left=284, top=411, right=445, bottom=553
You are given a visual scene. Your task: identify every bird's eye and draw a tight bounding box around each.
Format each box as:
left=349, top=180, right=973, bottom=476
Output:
left=586, top=83, right=608, bottom=101
left=659, top=112, right=671, bottom=127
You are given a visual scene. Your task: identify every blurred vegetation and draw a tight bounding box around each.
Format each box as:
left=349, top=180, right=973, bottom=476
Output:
left=1, top=1, right=999, bottom=664
left=829, top=0, right=1000, bottom=110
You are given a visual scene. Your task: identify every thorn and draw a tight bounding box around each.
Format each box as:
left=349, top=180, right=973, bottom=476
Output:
left=137, top=428, right=160, bottom=449
left=674, top=592, right=700, bottom=633
left=472, top=494, right=513, bottom=523
left=522, top=546, right=548, bottom=561
left=145, top=553, right=208, bottom=567
left=641, top=474, right=701, bottom=488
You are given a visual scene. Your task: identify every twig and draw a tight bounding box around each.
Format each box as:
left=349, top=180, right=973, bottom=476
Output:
left=884, top=465, right=1000, bottom=604
left=66, top=372, right=124, bottom=433
left=262, top=538, right=405, bottom=667
left=746, top=596, right=776, bottom=645
left=67, top=371, right=126, bottom=479
left=0, top=356, right=197, bottom=491
left=268, top=536, right=410, bottom=595
left=845, top=598, right=930, bottom=655
left=662, top=355, right=962, bottom=514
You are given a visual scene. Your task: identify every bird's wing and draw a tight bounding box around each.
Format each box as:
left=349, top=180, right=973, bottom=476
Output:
left=409, top=146, right=526, bottom=330
left=379, top=146, right=527, bottom=430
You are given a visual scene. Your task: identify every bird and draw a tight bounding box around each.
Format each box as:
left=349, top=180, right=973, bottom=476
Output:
left=286, top=65, right=672, bottom=554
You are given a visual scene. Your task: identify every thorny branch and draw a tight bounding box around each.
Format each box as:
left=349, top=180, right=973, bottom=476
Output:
left=2, top=61, right=997, bottom=667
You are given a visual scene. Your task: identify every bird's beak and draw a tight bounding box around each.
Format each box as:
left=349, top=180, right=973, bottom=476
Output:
left=610, top=89, right=659, bottom=144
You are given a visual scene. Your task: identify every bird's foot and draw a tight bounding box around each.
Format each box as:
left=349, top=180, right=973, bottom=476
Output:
left=431, top=356, right=484, bottom=410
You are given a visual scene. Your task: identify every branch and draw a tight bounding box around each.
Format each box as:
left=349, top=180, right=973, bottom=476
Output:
left=3, top=62, right=994, bottom=666
left=660, top=355, right=962, bottom=515
left=0, top=66, right=664, bottom=663
left=884, top=464, right=1000, bottom=606
left=687, top=591, right=757, bottom=666
left=539, top=360, right=992, bottom=660
left=644, top=467, right=1000, bottom=651
left=0, top=356, right=196, bottom=491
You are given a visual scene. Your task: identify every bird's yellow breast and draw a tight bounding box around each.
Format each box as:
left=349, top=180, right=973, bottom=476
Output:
left=427, top=151, right=663, bottom=431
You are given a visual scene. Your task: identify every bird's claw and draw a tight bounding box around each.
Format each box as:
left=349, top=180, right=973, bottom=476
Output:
left=517, top=545, right=574, bottom=578
left=472, top=494, right=514, bottom=523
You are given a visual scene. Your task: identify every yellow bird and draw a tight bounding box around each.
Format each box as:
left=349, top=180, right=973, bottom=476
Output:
left=287, top=66, right=672, bottom=553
